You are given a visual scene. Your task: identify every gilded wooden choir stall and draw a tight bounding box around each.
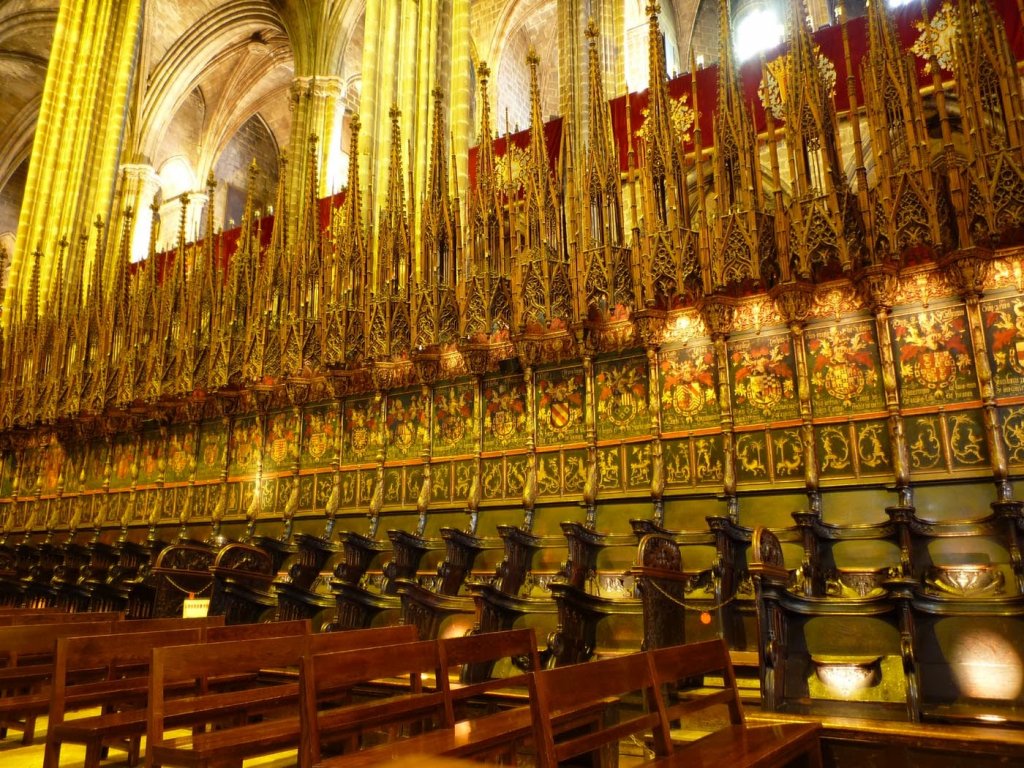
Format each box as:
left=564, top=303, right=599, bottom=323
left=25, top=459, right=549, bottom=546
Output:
left=1, top=0, right=1024, bottom=743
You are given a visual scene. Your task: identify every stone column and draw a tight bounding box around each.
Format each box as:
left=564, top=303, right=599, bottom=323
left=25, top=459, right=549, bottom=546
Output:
left=119, top=163, right=162, bottom=262
left=285, top=75, right=344, bottom=243
left=6, top=0, right=145, bottom=320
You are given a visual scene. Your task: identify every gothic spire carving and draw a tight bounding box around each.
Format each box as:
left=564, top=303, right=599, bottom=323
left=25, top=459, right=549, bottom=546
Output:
left=368, top=105, right=412, bottom=361
left=575, top=20, right=634, bottom=325
left=511, top=49, right=573, bottom=333
left=704, top=0, right=772, bottom=295
left=774, top=0, right=862, bottom=281
left=461, top=62, right=513, bottom=349
left=325, top=114, right=367, bottom=371
left=414, top=87, right=461, bottom=352
left=634, top=3, right=699, bottom=309
left=861, top=0, right=944, bottom=265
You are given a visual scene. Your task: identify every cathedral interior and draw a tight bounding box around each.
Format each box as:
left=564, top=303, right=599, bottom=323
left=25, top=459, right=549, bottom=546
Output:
left=1, top=0, right=1024, bottom=762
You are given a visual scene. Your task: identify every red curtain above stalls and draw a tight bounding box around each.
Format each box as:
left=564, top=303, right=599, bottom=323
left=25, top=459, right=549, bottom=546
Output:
left=467, top=118, right=563, bottom=191
left=139, top=189, right=347, bottom=279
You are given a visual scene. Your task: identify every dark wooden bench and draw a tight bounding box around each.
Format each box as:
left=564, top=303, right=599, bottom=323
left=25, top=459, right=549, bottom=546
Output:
left=146, top=624, right=419, bottom=768
left=529, top=639, right=822, bottom=768
left=438, top=627, right=539, bottom=715
left=44, top=626, right=206, bottom=768
left=310, top=629, right=603, bottom=768
left=0, top=609, right=123, bottom=629
left=645, top=639, right=822, bottom=767
left=301, top=639, right=454, bottom=768
left=0, top=619, right=116, bottom=743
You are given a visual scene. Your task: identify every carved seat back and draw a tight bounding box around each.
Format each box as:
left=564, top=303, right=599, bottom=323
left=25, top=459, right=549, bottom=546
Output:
left=150, top=543, right=215, bottom=618
left=208, top=542, right=276, bottom=623
left=493, top=525, right=540, bottom=596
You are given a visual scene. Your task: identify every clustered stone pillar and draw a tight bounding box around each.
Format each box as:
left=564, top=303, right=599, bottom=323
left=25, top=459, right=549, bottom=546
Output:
left=5, top=0, right=144, bottom=320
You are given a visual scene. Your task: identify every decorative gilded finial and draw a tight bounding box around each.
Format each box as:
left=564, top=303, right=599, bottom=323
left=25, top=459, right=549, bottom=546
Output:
left=477, top=61, right=490, bottom=82
left=646, top=2, right=660, bottom=20
left=585, top=17, right=599, bottom=40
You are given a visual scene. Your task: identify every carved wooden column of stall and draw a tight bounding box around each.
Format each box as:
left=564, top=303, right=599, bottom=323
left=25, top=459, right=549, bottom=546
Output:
left=367, top=391, right=387, bottom=539
left=147, top=422, right=168, bottom=544
left=322, top=392, right=345, bottom=540
left=204, top=407, right=230, bottom=547
left=459, top=353, right=489, bottom=538
left=246, top=392, right=275, bottom=542
left=118, top=429, right=143, bottom=543
left=414, top=374, right=436, bottom=538
left=521, top=364, right=539, bottom=531
left=635, top=310, right=667, bottom=525
left=858, top=267, right=912, bottom=509
left=177, top=401, right=203, bottom=544
left=281, top=397, right=305, bottom=542
left=773, top=285, right=821, bottom=515
left=699, top=297, right=739, bottom=520
left=94, top=430, right=115, bottom=541
left=944, top=252, right=1014, bottom=502
left=578, top=334, right=599, bottom=528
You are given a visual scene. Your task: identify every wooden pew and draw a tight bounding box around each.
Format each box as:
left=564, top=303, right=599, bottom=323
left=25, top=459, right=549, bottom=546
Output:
left=529, top=639, right=823, bottom=768
left=645, top=639, right=822, bottom=767
left=310, top=630, right=603, bottom=768
left=0, top=620, right=116, bottom=743
left=146, top=624, right=419, bottom=768
left=44, top=627, right=206, bottom=768
left=530, top=650, right=670, bottom=767
left=300, top=639, right=454, bottom=768
left=46, top=619, right=313, bottom=767
left=438, top=628, right=539, bottom=714
left=205, top=617, right=310, bottom=643
left=0, top=609, right=123, bottom=627
left=0, top=617, right=224, bottom=744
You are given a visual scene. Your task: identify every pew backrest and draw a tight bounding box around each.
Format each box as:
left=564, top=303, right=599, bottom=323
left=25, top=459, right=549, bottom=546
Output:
left=437, top=628, right=540, bottom=705
left=0, top=620, right=116, bottom=666
left=49, top=626, right=205, bottom=726
left=0, top=610, right=123, bottom=626
left=299, top=638, right=452, bottom=768
left=529, top=652, right=672, bottom=767
left=646, top=638, right=745, bottom=727
left=205, top=618, right=310, bottom=643
left=147, top=623, right=421, bottom=757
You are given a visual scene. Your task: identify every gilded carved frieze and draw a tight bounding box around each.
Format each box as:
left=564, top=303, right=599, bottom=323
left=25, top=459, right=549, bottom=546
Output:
left=662, top=435, right=725, bottom=488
